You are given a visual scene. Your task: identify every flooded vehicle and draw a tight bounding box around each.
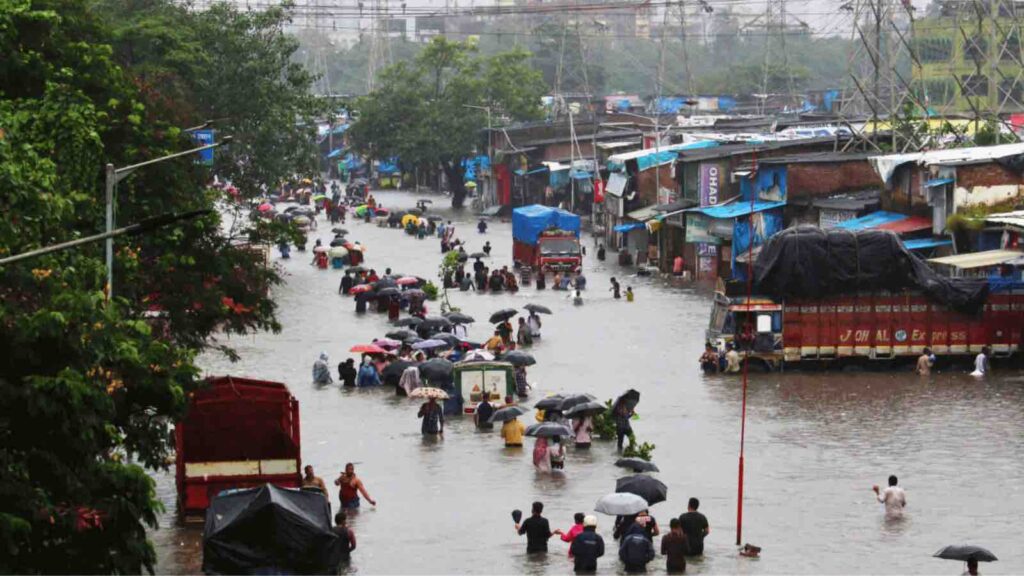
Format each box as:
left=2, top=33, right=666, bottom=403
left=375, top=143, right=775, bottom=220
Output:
left=453, top=360, right=516, bottom=414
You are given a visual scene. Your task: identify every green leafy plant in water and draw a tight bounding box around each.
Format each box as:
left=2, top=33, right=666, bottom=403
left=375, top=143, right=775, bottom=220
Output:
left=422, top=281, right=439, bottom=301
left=592, top=399, right=617, bottom=441
left=623, top=437, right=656, bottom=461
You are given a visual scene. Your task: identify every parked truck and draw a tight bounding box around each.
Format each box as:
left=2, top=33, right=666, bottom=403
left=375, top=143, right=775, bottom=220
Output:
left=511, top=204, right=583, bottom=273
left=707, top=284, right=1024, bottom=369
left=175, top=376, right=302, bottom=518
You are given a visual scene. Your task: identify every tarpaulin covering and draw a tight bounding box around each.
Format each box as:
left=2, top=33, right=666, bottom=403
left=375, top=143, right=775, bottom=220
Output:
left=754, top=225, right=989, bottom=312
left=904, top=237, right=952, bottom=250
left=202, top=484, right=343, bottom=575
left=326, top=148, right=346, bottom=159
left=687, top=200, right=785, bottom=220
left=834, top=210, right=906, bottom=231
left=613, top=222, right=646, bottom=233
left=512, top=204, right=581, bottom=244
left=870, top=142, right=1024, bottom=184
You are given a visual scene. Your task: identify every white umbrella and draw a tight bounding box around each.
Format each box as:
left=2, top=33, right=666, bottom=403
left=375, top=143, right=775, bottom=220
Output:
left=594, top=492, right=649, bottom=516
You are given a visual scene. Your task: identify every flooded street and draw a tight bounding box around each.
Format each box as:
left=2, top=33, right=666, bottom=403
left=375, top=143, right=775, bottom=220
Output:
left=153, top=191, right=1024, bottom=574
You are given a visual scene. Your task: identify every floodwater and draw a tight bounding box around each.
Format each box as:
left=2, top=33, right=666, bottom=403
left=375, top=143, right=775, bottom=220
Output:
left=151, top=190, right=1024, bottom=574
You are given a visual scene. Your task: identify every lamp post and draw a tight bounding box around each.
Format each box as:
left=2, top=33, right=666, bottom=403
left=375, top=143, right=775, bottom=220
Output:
left=104, top=136, right=231, bottom=299
left=462, top=104, right=493, bottom=207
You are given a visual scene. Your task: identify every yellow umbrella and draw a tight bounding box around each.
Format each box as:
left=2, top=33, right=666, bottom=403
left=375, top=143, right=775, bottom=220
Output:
left=402, top=213, right=419, bottom=227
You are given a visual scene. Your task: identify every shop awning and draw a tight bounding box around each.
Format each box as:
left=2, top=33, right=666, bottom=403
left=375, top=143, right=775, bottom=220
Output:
left=686, top=200, right=785, bottom=220
left=904, top=237, right=953, bottom=251
left=834, top=210, right=906, bottom=231
left=877, top=215, right=932, bottom=234
left=596, top=140, right=642, bottom=150
left=514, top=166, right=548, bottom=176
left=626, top=205, right=661, bottom=221
left=928, top=249, right=1024, bottom=269
left=984, top=210, right=1024, bottom=229
left=613, top=222, right=647, bottom=233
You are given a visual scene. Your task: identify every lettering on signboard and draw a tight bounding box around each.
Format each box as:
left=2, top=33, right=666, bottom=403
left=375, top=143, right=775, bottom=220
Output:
left=876, top=329, right=889, bottom=341
left=855, top=330, right=870, bottom=342
left=911, top=329, right=925, bottom=341
left=839, top=329, right=852, bottom=342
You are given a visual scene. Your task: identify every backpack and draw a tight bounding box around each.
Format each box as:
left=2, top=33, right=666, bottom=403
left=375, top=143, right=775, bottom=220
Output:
left=620, top=533, right=654, bottom=566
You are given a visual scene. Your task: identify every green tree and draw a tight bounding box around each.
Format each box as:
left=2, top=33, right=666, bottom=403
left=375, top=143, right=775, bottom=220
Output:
left=0, top=0, right=313, bottom=571
left=349, top=37, right=546, bottom=208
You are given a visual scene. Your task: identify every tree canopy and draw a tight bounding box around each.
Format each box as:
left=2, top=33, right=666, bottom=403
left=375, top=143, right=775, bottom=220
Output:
left=0, top=0, right=318, bottom=572
left=348, top=37, right=546, bottom=207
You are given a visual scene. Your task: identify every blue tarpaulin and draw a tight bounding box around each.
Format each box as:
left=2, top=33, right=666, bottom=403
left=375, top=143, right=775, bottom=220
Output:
left=377, top=158, right=400, bottom=174
left=687, top=200, right=786, bottom=219
left=904, top=237, right=953, bottom=250
left=834, top=211, right=907, bottom=231
left=733, top=207, right=784, bottom=281
left=926, top=177, right=954, bottom=187
left=512, top=204, right=581, bottom=244
left=514, top=166, right=548, bottom=176
left=613, top=222, right=646, bottom=233
left=634, top=140, right=719, bottom=172
left=327, top=148, right=346, bottom=159
left=571, top=169, right=592, bottom=180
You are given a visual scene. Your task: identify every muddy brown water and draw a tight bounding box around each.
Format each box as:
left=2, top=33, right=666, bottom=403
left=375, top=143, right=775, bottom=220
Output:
left=151, top=190, right=1024, bottom=574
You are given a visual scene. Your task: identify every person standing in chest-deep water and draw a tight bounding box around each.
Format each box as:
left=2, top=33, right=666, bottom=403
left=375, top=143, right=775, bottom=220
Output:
left=660, top=518, right=690, bottom=573
left=609, top=277, right=621, bottom=299
left=338, top=358, right=357, bottom=387
left=301, top=465, right=328, bottom=496
left=333, top=512, right=357, bottom=560
left=515, top=501, right=554, bottom=553
left=873, top=474, right=907, bottom=518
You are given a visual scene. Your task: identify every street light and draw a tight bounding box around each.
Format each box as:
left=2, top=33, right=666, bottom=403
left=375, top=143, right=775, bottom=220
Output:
left=462, top=104, right=493, bottom=207
left=104, top=136, right=231, bottom=299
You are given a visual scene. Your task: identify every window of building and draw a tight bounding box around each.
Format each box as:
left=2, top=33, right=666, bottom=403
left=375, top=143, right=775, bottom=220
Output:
left=916, top=37, right=953, bottom=62
left=961, top=74, right=989, bottom=97
left=999, top=78, right=1024, bottom=103
left=963, top=37, right=988, bottom=63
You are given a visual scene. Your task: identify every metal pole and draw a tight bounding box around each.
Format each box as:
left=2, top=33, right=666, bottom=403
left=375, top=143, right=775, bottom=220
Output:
left=487, top=107, right=493, bottom=207
left=105, top=163, right=115, bottom=299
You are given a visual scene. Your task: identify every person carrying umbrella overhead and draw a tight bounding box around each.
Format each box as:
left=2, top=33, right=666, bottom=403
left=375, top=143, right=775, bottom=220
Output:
left=934, top=544, right=997, bottom=575
left=412, top=388, right=448, bottom=436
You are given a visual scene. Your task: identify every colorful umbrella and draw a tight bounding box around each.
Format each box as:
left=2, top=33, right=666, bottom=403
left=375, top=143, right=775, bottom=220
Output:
left=396, top=276, right=420, bottom=286
left=349, top=284, right=374, bottom=294
left=409, top=386, right=450, bottom=400
left=350, top=343, right=388, bottom=354
left=257, top=203, right=273, bottom=212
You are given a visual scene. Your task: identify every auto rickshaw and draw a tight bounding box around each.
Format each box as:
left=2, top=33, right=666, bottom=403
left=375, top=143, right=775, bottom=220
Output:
left=453, top=360, right=515, bottom=415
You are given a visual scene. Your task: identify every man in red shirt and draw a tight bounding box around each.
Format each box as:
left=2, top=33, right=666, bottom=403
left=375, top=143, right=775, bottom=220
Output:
left=560, top=513, right=586, bottom=557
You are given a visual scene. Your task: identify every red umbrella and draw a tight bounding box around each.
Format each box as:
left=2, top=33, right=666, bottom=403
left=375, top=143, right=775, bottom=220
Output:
left=350, top=284, right=374, bottom=294
left=350, top=343, right=388, bottom=354
left=257, top=203, right=273, bottom=212
left=396, top=276, right=419, bottom=286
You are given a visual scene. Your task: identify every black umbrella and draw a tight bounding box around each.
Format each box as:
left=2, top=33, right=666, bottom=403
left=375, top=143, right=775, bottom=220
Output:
left=443, top=312, right=475, bottom=324
left=615, top=457, right=660, bottom=473
left=612, top=389, right=641, bottom=415
left=386, top=329, right=417, bottom=341
left=382, top=360, right=417, bottom=380
left=404, top=289, right=426, bottom=299
left=347, top=265, right=367, bottom=273
left=392, top=317, right=423, bottom=327
left=559, top=393, right=597, bottom=411
left=376, top=287, right=400, bottom=297
left=419, top=316, right=452, bottom=330
left=525, top=422, right=574, bottom=438
left=427, top=215, right=443, bottom=222
left=418, top=358, right=454, bottom=381
left=563, top=401, right=607, bottom=418
left=524, top=303, right=552, bottom=315
left=533, top=395, right=566, bottom=411
left=469, top=252, right=488, bottom=259
left=489, top=405, right=529, bottom=423
left=374, top=277, right=398, bottom=289
left=489, top=309, right=519, bottom=323
left=933, top=545, right=998, bottom=562
left=330, top=237, right=347, bottom=247
left=511, top=509, right=522, bottom=524
left=457, top=252, right=469, bottom=262
left=501, top=350, right=536, bottom=367
left=332, top=227, right=349, bottom=235
left=616, top=475, right=667, bottom=505
left=428, top=333, right=462, bottom=346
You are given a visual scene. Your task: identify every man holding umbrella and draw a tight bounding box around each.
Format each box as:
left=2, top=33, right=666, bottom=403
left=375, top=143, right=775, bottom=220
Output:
left=417, top=397, right=444, bottom=436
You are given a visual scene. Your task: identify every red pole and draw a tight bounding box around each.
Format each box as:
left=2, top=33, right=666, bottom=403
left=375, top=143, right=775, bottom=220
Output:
left=736, top=147, right=757, bottom=546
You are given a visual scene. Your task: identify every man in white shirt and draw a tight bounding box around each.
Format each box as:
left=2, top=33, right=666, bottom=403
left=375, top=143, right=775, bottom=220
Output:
left=873, top=475, right=906, bottom=517
left=971, top=346, right=991, bottom=377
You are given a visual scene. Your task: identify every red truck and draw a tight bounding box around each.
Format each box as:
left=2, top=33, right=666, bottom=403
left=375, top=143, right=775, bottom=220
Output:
left=175, top=376, right=302, bottom=517
left=511, top=204, right=583, bottom=272
left=707, top=287, right=1024, bottom=369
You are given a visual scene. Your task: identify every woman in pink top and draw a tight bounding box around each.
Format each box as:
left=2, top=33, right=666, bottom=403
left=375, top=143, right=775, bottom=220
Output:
left=573, top=416, right=593, bottom=449
left=532, top=437, right=550, bottom=473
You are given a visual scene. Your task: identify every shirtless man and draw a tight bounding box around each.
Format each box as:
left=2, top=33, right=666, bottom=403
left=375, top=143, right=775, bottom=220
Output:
left=873, top=475, right=906, bottom=518
left=302, top=465, right=328, bottom=495
left=335, top=463, right=377, bottom=509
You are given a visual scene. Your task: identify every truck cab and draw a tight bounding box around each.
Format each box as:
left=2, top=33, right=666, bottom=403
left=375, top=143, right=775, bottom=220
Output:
left=707, top=292, right=783, bottom=361
left=537, top=231, right=582, bottom=273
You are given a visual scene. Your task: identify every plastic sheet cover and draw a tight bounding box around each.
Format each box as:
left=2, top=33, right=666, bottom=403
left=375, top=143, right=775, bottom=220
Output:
left=202, top=484, right=343, bottom=575
left=512, top=205, right=581, bottom=244
left=753, top=225, right=988, bottom=313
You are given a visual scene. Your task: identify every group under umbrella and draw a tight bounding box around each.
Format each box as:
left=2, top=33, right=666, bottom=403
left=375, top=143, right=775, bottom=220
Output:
left=524, top=422, right=574, bottom=438
left=615, top=474, right=667, bottom=506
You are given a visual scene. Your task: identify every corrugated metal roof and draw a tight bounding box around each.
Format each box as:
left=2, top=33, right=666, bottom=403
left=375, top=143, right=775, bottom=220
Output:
left=686, top=200, right=786, bottom=219
left=871, top=142, right=1024, bottom=183
left=811, top=190, right=881, bottom=211
left=626, top=205, right=661, bottom=221
left=985, top=210, right=1024, bottom=229
left=876, top=215, right=932, bottom=234
left=929, top=249, right=1024, bottom=269
left=834, top=210, right=907, bottom=231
